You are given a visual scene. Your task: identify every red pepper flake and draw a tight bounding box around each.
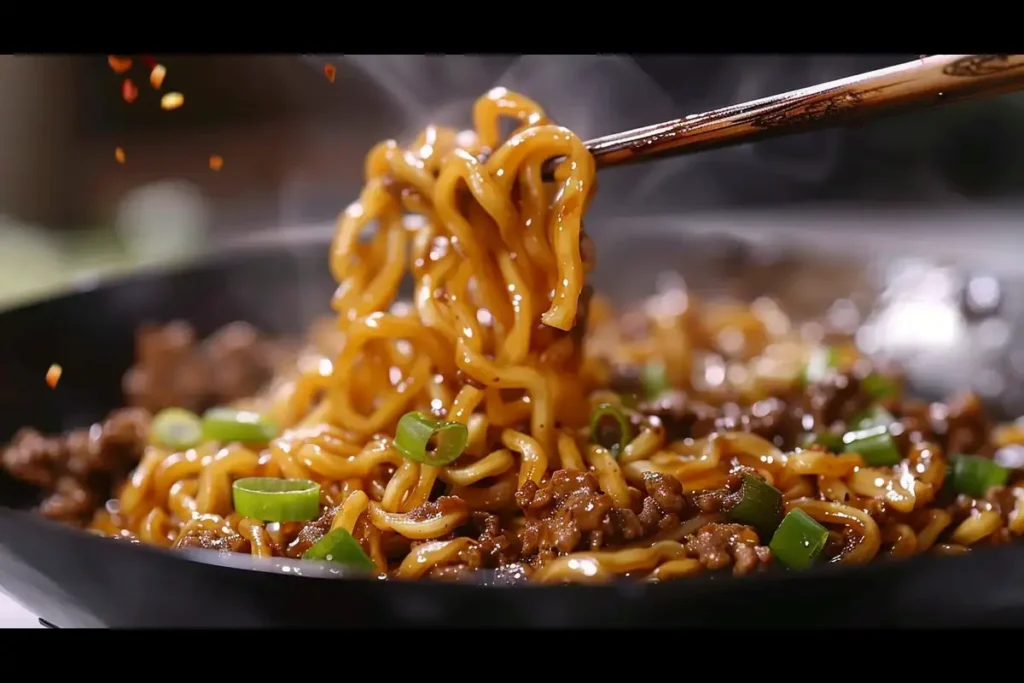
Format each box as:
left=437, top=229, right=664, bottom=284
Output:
left=108, top=55, right=132, bottom=74
left=160, top=92, right=184, bottom=111
left=209, top=154, right=224, bottom=171
left=149, top=64, right=166, bottom=89
left=45, top=364, right=62, bottom=389
left=122, top=78, right=139, bottom=104
left=115, top=147, right=126, bottom=164
left=324, top=64, right=336, bottom=83
left=140, top=55, right=158, bottom=70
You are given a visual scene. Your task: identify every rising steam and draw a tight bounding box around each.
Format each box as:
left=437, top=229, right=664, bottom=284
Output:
left=301, top=54, right=978, bottom=220
left=323, top=54, right=893, bottom=216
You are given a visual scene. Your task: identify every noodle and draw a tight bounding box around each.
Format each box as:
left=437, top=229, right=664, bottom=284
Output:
left=6, top=86, right=1024, bottom=585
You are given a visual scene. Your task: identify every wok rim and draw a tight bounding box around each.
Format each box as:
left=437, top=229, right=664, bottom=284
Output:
left=4, top=502, right=1017, bottom=599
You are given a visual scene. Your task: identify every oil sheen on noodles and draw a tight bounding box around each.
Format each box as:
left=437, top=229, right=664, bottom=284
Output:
left=87, top=88, right=1023, bottom=583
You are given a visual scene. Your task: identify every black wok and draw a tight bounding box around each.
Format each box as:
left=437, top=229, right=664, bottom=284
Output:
left=3, top=219, right=1024, bottom=628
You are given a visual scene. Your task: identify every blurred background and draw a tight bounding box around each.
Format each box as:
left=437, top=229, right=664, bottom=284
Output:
left=2, top=53, right=1024, bottom=308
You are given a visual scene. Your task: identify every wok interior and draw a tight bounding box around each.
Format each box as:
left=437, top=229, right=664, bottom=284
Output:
left=2, top=223, right=1021, bottom=579
left=0, top=75, right=1020, bottom=584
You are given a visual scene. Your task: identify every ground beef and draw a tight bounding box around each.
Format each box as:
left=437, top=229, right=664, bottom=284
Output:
left=516, top=470, right=613, bottom=560
left=635, top=371, right=903, bottom=451
left=2, top=407, right=151, bottom=525
left=514, top=469, right=689, bottom=565
left=637, top=391, right=720, bottom=441
left=803, top=371, right=875, bottom=431
left=892, top=392, right=993, bottom=458
left=468, top=511, right=519, bottom=566
left=123, top=321, right=289, bottom=414
left=425, top=542, right=487, bottom=580
left=713, top=397, right=806, bottom=450
left=685, top=522, right=772, bottom=575
left=37, top=477, right=95, bottom=524
left=175, top=528, right=248, bottom=553
left=691, top=469, right=747, bottom=514
left=943, top=392, right=993, bottom=457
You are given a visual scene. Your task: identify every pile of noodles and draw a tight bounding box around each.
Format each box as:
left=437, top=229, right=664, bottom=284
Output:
left=89, top=88, right=1024, bottom=583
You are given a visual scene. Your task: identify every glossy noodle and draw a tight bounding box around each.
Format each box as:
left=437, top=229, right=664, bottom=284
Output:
left=6, top=88, right=1024, bottom=584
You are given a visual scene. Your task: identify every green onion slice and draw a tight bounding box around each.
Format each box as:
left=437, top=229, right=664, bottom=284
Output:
left=803, top=346, right=838, bottom=384
left=770, top=509, right=829, bottom=570
left=202, top=407, right=279, bottom=443
left=393, top=412, right=469, bottom=467
left=800, top=431, right=845, bottom=453
left=231, top=477, right=321, bottom=522
left=862, top=373, right=897, bottom=400
left=851, top=404, right=896, bottom=430
left=589, top=403, right=634, bottom=455
left=641, top=361, right=670, bottom=398
left=151, top=407, right=202, bottom=450
left=727, top=474, right=784, bottom=541
left=302, top=528, right=376, bottom=572
left=842, top=424, right=902, bottom=467
left=947, top=454, right=1010, bottom=498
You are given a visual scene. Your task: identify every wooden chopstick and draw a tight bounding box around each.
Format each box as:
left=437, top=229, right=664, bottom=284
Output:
left=542, top=55, right=1024, bottom=178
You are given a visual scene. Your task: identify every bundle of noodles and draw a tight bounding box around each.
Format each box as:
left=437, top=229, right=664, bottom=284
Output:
left=7, top=87, right=1024, bottom=584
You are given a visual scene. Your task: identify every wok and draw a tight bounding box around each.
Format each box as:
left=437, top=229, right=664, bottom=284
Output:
left=3, top=215, right=1024, bottom=628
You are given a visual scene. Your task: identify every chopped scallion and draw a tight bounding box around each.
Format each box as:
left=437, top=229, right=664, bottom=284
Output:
left=202, top=407, right=278, bottom=443
left=589, top=403, right=633, bottom=455
left=770, top=509, right=829, bottom=570
left=800, top=431, right=845, bottom=453
left=842, top=424, right=902, bottom=467
left=727, top=474, right=784, bottom=541
left=947, top=454, right=1009, bottom=498
left=302, top=528, right=376, bottom=572
left=862, top=373, right=897, bottom=400
left=394, top=412, right=469, bottom=466
left=231, top=477, right=321, bottom=522
left=151, top=407, right=202, bottom=450
left=851, top=404, right=895, bottom=430
left=641, top=361, right=670, bottom=398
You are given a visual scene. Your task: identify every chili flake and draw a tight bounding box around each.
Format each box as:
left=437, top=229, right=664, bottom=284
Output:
left=150, top=64, right=166, bottom=89
left=209, top=154, right=224, bottom=171
left=45, top=364, right=62, bottom=389
left=108, top=56, right=132, bottom=74
left=160, top=92, right=184, bottom=111
left=324, top=64, right=336, bottom=83
left=115, top=147, right=126, bottom=164
left=122, top=78, right=139, bottom=104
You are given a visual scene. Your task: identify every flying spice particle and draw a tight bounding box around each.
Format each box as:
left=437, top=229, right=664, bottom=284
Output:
left=209, top=154, right=224, bottom=171
left=141, top=55, right=158, bottom=70
left=115, top=147, right=126, bottom=163
left=150, top=64, right=166, bottom=89
left=160, top=92, right=184, bottom=111
left=45, top=364, right=62, bottom=389
left=122, top=78, right=139, bottom=104
left=324, top=64, right=336, bottom=83
left=108, top=55, right=132, bottom=74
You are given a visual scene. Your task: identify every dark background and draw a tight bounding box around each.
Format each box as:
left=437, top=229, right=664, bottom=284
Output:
left=2, top=54, right=1023, bottom=306
left=7, top=53, right=1024, bottom=231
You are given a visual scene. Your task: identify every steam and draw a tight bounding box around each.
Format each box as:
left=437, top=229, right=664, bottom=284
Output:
left=340, top=54, right=678, bottom=213
left=302, top=54, right=962, bottom=220
left=317, top=55, right=868, bottom=215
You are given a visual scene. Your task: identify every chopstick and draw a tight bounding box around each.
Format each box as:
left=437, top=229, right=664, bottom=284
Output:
left=543, top=54, right=1024, bottom=178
